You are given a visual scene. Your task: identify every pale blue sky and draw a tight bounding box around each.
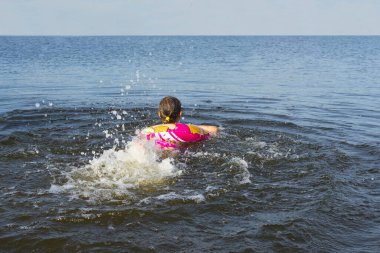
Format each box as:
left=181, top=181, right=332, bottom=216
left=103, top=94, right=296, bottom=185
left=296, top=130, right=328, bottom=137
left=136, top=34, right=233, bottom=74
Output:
left=1, top=0, right=379, bottom=35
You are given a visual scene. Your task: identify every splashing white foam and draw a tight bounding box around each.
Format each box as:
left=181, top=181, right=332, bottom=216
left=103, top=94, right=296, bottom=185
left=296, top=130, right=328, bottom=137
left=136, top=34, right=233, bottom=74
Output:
left=50, top=137, right=182, bottom=202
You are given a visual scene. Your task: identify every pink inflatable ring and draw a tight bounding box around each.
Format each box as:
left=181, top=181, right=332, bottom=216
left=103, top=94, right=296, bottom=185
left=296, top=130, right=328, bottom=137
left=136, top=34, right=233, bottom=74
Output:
left=143, top=123, right=210, bottom=148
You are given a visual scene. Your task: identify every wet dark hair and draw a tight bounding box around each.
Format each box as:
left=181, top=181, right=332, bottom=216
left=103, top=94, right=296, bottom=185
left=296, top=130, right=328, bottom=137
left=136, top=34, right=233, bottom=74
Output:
left=158, top=96, right=182, bottom=123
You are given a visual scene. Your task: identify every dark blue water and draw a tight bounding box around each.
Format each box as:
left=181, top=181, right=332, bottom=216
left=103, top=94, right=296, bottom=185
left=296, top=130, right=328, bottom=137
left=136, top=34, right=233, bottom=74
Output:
left=0, top=36, right=379, bottom=252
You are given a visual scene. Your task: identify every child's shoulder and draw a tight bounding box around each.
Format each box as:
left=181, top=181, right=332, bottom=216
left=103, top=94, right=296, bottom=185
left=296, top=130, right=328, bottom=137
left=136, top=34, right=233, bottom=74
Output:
left=142, top=124, right=174, bottom=134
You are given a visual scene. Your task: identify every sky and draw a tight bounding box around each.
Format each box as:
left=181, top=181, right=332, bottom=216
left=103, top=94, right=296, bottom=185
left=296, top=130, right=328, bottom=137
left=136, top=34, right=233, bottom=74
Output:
left=0, top=0, right=379, bottom=35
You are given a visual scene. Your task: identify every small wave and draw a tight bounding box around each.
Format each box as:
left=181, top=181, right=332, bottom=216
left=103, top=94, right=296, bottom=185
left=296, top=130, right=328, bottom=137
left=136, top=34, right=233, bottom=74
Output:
left=223, top=118, right=301, bottom=130
left=242, top=135, right=309, bottom=163
left=139, top=191, right=205, bottom=205
left=189, top=151, right=252, bottom=186
left=226, top=157, right=251, bottom=184
left=1, top=145, right=41, bottom=160
left=0, top=135, right=17, bottom=145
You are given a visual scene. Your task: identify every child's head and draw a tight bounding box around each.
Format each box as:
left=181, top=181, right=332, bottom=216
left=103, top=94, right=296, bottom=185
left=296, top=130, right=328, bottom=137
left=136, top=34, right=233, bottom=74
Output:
left=158, top=96, right=182, bottom=123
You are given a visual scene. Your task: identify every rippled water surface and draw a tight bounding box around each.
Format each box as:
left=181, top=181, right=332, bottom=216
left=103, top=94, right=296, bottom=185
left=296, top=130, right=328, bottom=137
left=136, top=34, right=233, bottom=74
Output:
left=1, top=36, right=380, bottom=252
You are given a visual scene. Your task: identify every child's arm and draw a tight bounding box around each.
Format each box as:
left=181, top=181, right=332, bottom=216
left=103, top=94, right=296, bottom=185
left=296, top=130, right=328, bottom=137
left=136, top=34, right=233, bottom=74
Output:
left=197, top=125, right=219, bottom=136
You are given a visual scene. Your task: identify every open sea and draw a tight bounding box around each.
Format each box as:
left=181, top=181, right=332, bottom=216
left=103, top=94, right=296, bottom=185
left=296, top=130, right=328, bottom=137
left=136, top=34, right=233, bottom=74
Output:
left=0, top=36, right=379, bottom=252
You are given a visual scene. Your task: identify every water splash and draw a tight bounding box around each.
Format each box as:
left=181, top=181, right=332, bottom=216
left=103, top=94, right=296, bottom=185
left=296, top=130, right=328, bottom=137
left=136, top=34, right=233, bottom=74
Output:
left=50, top=137, right=182, bottom=202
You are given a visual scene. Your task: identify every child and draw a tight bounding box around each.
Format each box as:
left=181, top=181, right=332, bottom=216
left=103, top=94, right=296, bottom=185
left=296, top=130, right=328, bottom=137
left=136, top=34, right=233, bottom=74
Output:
left=142, top=96, right=218, bottom=148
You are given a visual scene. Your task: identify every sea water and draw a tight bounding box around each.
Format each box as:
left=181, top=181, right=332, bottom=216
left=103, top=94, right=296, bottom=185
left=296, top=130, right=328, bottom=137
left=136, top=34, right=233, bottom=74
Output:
left=0, top=36, right=379, bottom=252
